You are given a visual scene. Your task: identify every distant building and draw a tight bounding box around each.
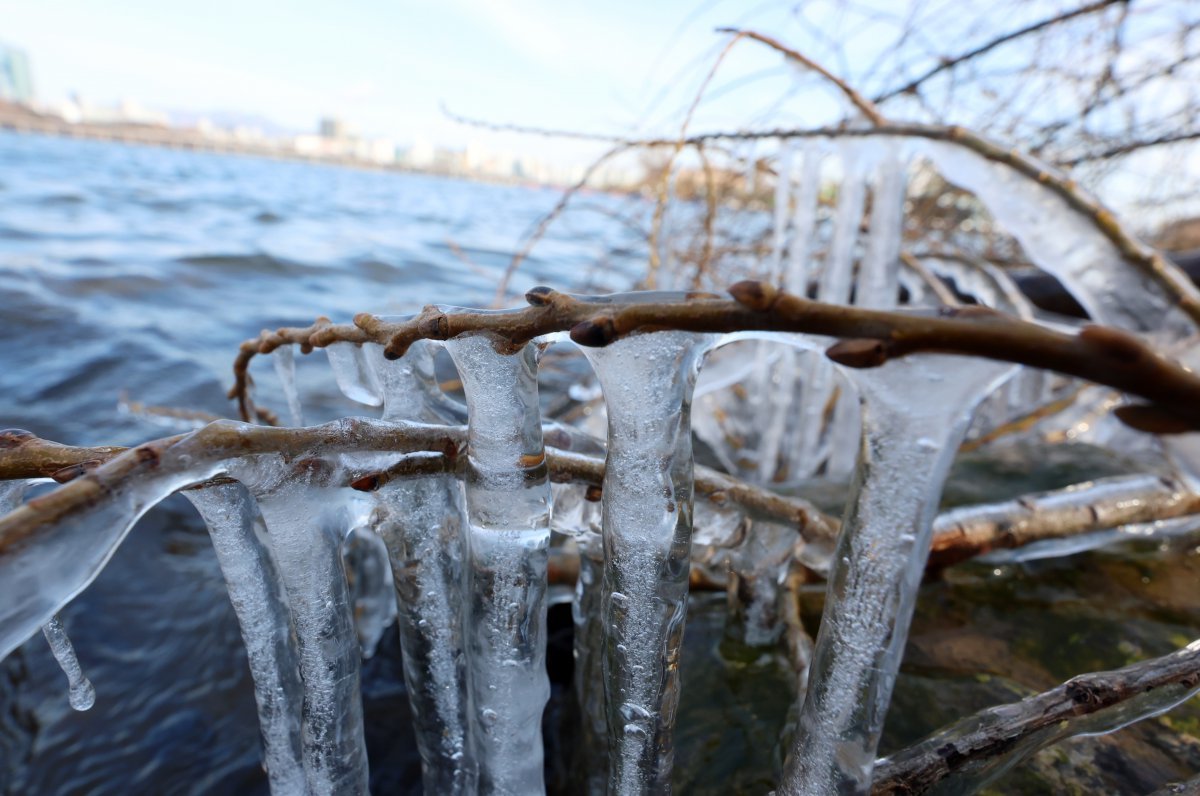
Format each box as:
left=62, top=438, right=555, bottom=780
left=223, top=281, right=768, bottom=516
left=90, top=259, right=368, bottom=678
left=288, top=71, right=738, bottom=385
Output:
left=0, top=43, right=34, bottom=104
left=319, top=116, right=348, bottom=139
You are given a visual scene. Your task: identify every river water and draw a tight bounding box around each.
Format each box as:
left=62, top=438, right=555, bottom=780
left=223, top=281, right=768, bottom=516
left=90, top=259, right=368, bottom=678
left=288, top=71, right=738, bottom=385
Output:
left=0, top=131, right=1198, bottom=794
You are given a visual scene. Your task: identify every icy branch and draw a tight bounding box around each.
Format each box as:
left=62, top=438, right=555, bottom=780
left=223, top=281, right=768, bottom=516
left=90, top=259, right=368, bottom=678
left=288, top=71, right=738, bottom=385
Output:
left=872, top=640, right=1200, bottom=795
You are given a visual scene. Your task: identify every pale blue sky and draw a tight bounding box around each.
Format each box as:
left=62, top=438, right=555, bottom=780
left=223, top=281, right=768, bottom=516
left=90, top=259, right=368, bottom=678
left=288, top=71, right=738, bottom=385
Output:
left=0, top=0, right=845, bottom=162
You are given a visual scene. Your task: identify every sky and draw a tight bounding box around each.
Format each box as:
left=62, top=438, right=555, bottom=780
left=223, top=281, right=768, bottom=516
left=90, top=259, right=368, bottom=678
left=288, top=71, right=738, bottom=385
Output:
left=0, top=0, right=836, bottom=164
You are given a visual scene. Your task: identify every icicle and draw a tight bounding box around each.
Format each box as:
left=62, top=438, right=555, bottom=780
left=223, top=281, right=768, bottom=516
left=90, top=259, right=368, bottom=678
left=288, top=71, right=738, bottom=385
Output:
left=571, top=532, right=609, bottom=796
left=726, top=520, right=795, bottom=648
left=327, top=342, right=384, bottom=406
left=184, top=483, right=307, bottom=796
left=232, top=460, right=370, bottom=796
left=342, top=526, right=396, bottom=659
left=781, top=354, right=1014, bottom=795
left=366, top=338, right=477, bottom=793
left=41, top=614, right=95, bottom=711
left=272, top=345, right=304, bottom=427
left=581, top=328, right=715, bottom=795
left=444, top=333, right=552, bottom=796
left=768, top=142, right=794, bottom=280
left=818, top=142, right=868, bottom=306
left=785, top=142, right=824, bottom=296
left=856, top=142, right=906, bottom=310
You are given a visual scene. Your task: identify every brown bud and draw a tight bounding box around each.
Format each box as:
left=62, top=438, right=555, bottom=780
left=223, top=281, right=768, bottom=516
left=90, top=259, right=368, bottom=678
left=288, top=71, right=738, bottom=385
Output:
left=570, top=316, right=617, bottom=347
left=350, top=473, right=383, bottom=492
left=585, top=484, right=603, bottom=502
left=1079, top=325, right=1145, bottom=364
left=0, top=429, right=36, bottom=449
left=728, top=280, right=778, bottom=311
left=417, top=312, right=451, bottom=340
left=826, top=339, right=888, bottom=368
left=525, top=286, right=557, bottom=306
left=1114, top=404, right=1197, bottom=434
left=52, top=460, right=101, bottom=483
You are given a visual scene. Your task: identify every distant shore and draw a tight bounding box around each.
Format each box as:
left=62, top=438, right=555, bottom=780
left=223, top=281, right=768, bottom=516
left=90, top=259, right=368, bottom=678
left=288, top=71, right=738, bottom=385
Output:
left=0, top=101, right=573, bottom=188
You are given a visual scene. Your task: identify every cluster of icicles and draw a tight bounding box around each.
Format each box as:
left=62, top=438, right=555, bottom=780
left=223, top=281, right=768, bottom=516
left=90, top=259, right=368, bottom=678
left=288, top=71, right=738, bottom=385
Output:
left=3, top=134, right=1200, bottom=796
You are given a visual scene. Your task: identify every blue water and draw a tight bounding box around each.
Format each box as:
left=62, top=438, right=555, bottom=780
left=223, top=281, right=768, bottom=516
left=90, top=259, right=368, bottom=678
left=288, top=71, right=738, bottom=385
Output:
left=0, top=131, right=646, bottom=795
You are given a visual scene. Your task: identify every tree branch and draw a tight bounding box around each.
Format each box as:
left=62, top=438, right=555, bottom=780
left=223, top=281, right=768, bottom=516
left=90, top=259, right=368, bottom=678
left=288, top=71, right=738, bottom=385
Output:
left=872, top=640, right=1200, bottom=794
left=231, top=283, right=1200, bottom=433
left=873, top=0, right=1129, bottom=104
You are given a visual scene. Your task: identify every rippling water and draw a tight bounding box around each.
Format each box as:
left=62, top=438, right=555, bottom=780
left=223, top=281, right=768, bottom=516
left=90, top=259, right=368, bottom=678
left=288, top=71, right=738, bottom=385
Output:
left=0, top=131, right=645, bottom=795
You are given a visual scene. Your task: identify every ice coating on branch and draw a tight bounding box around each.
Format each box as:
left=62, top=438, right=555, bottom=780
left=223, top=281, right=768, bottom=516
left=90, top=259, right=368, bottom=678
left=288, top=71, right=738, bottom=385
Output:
left=581, top=329, right=715, bottom=795
left=726, top=520, right=795, bottom=648
left=272, top=345, right=304, bottom=427
left=781, top=354, right=1015, bottom=796
left=368, top=336, right=477, bottom=794
left=0, top=440, right=234, bottom=662
left=444, top=333, right=552, bottom=796
left=919, top=139, right=1198, bottom=334
left=41, top=614, right=95, bottom=711
left=342, top=526, right=396, bottom=659
left=184, top=484, right=307, bottom=796
left=326, top=342, right=384, bottom=406
left=230, top=459, right=370, bottom=796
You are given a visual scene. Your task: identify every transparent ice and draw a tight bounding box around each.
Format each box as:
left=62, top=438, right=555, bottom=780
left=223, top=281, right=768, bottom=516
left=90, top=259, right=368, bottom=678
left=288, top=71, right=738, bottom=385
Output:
left=445, top=332, right=552, bottom=796
left=581, top=329, right=715, bottom=795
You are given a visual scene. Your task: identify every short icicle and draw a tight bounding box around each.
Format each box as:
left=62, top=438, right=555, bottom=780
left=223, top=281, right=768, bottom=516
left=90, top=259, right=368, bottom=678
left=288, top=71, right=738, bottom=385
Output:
left=366, top=339, right=477, bottom=794
left=780, top=354, right=1014, bottom=795
left=231, top=459, right=370, bottom=796
left=272, top=345, right=304, bottom=427
left=444, top=332, right=552, bottom=796
left=184, top=483, right=307, bottom=796
left=581, top=329, right=715, bottom=795
left=41, top=614, right=95, bottom=711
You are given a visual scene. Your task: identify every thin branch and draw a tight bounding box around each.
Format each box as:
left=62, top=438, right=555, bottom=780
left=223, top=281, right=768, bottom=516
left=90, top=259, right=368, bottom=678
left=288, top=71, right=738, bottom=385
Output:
left=6, top=432, right=1199, bottom=576
left=717, top=27, right=885, bottom=126
left=873, top=0, right=1129, bottom=103
left=872, top=640, right=1200, bottom=794
left=0, top=426, right=840, bottom=553
left=232, top=283, right=1200, bottom=433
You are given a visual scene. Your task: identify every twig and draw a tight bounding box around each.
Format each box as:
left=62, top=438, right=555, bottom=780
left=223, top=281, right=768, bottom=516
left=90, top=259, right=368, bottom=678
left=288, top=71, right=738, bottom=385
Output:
left=0, top=426, right=840, bottom=552
left=6, top=430, right=1199, bottom=576
left=718, top=27, right=886, bottom=126
left=231, top=283, right=1200, bottom=432
left=873, top=0, right=1128, bottom=104
left=928, top=473, right=1200, bottom=568
left=871, top=640, right=1200, bottom=794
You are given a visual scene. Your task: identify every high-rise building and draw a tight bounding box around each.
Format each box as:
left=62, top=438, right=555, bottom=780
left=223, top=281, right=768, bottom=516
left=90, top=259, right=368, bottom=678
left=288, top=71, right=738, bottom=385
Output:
left=0, top=44, right=33, bottom=105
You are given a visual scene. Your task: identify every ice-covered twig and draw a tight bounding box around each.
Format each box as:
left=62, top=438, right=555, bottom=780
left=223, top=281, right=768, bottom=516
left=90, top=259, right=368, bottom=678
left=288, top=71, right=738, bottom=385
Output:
left=871, top=640, right=1200, bottom=795
left=231, top=283, right=1200, bottom=431
left=5, top=429, right=1199, bottom=577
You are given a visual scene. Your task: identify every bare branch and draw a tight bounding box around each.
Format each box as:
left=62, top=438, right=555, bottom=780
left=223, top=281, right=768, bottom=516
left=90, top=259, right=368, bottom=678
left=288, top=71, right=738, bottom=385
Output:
left=872, top=640, right=1200, bottom=794
left=873, top=0, right=1129, bottom=104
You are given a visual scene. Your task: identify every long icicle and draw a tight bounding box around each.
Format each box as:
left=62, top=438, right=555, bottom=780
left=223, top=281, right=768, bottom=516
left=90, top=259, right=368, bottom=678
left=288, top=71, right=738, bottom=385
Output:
left=444, top=332, right=552, bottom=796
left=234, top=461, right=370, bottom=796
left=781, top=354, right=1014, bottom=795
left=366, top=339, right=477, bottom=793
left=581, top=329, right=715, bottom=795
left=184, top=483, right=307, bottom=795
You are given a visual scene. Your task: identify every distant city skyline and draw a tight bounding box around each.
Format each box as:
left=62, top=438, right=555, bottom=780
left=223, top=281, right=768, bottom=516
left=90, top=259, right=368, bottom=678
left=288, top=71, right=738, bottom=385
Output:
left=0, top=0, right=834, bottom=169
